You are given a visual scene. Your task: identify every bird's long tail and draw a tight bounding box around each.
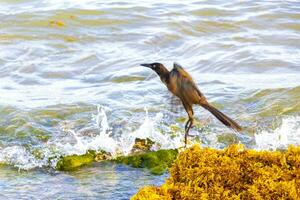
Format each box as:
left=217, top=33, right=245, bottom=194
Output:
left=201, top=103, right=242, bottom=132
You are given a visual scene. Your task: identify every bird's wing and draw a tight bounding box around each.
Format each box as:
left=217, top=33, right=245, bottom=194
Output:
left=173, top=63, right=193, bottom=80
left=172, top=63, right=204, bottom=100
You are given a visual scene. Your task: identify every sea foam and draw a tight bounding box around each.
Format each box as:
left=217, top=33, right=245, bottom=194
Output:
left=1, top=105, right=299, bottom=170
left=255, top=116, right=300, bottom=150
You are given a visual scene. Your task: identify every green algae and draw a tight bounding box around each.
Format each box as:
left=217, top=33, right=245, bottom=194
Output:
left=51, top=138, right=176, bottom=174
left=56, top=150, right=113, bottom=171
left=56, top=151, right=96, bottom=171
left=115, top=149, right=178, bottom=175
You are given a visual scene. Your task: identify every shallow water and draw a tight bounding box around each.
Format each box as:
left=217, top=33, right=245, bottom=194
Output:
left=0, top=0, right=300, bottom=199
left=0, top=162, right=167, bottom=199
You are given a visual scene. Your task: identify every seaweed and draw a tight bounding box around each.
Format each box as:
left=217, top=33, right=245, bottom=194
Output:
left=132, top=144, right=300, bottom=199
left=56, top=150, right=96, bottom=171
left=115, top=149, right=178, bottom=175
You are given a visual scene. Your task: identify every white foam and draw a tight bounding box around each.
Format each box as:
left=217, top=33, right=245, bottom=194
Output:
left=118, top=107, right=183, bottom=155
left=0, top=146, right=44, bottom=170
left=0, top=105, right=183, bottom=170
left=2, top=105, right=298, bottom=170
left=0, top=105, right=118, bottom=169
left=54, top=105, right=119, bottom=156
left=53, top=105, right=184, bottom=164
left=255, top=116, right=300, bottom=150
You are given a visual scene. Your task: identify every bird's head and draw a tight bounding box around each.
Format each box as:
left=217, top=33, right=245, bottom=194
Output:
left=140, top=62, right=169, bottom=77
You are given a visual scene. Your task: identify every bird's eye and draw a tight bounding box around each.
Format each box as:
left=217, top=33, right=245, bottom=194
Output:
left=153, top=64, right=156, bottom=68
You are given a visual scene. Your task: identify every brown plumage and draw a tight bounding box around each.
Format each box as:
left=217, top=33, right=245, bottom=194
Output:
left=141, top=62, right=242, bottom=147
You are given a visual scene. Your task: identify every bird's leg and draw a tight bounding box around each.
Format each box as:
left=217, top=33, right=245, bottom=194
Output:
left=184, top=118, right=191, bottom=131
left=184, top=117, right=194, bottom=147
left=185, top=109, right=194, bottom=147
left=184, top=118, right=190, bottom=147
left=182, top=101, right=194, bottom=148
left=187, top=106, right=194, bottom=136
left=186, top=117, right=194, bottom=136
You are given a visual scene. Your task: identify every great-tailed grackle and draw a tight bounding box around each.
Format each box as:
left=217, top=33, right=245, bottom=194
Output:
left=141, top=62, right=242, bottom=147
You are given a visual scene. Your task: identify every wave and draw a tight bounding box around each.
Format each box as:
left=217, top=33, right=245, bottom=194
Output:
left=0, top=105, right=182, bottom=170
left=0, top=103, right=299, bottom=170
left=255, top=116, right=300, bottom=150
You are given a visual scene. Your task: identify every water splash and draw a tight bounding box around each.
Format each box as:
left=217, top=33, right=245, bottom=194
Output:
left=255, top=116, right=300, bottom=150
left=119, top=107, right=183, bottom=155
left=0, top=146, right=42, bottom=170
left=1, top=105, right=299, bottom=170
left=54, top=105, right=118, bottom=156
left=0, top=105, right=182, bottom=170
left=0, top=105, right=117, bottom=170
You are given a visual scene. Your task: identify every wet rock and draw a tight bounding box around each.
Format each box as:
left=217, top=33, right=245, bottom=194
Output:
left=131, top=138, right=155, bottom=153
left=95, top=151, right=112, bottom=162
left=115, top=149, right=178, bottom=175
left=55, top=137, right=176, bottom=174
left=56, top=150, right=95, bottom=171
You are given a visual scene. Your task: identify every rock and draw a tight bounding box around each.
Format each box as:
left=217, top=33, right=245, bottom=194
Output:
left=95, top=151, right=112, bottom=162
left=55, top=138, right=175, bottom=174
left=115, top=149, right=178, bottom=175
left=56, top=150, right=95, bottom=171
left=131, top=138, right=155, bottom=153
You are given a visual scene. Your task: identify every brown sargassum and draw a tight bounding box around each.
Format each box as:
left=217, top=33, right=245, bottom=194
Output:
left=132, top=144, right=300, bottom=200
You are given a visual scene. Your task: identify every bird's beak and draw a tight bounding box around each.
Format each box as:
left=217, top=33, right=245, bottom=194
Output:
left=140, top=63, right=152, bottom=69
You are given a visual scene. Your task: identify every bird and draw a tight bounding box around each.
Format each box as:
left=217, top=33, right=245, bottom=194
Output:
left=141, top=62, right=242, bottom=147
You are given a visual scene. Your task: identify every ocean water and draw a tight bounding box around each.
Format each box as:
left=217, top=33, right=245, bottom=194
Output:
left=0, top=0, right=300, bottom=199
